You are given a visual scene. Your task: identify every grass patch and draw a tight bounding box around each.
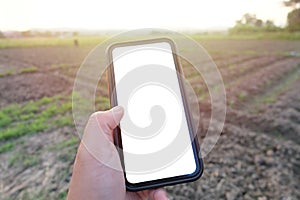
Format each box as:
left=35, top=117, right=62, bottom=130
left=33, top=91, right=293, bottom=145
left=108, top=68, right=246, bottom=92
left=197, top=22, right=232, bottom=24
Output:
left=37, top=96, right=60, bottom=106
left=0, top=93, right=110, bottom=154
left=95, top=96, right=110, bottom=110
left=51, top=63, right=70, bottom=69
left=22, top=101, right=40, bottom=113
left=257, top=67, right=300, bottom=104
left=0, top=112, right=12, bottom=126
left=0, top=118, right=48, bottom=141
left=20, top=66, right=38, bottom=73
left=261, top=96, right=276, bottom=103
left=0, top=142, right=16, bottom=153
left=58, top=152, right=74, bottom=162
left=53, top=136, right=80, bottom=150
left=191, top=31, right=300, bottom=41
left=238, top=92, right=247, bottom=100
left=58, top=191, right=68, bottom=200
left=0, top=101, right=39, bottom=129
left=0, top=95, right=74, bottom=143
left=0, top=69, right=17, bottom=77
left=17, top=190, right=48, bottom=200
left=0, top=66, right=38, bottom=78
left=23, top=155, right=40, bottom=167
left=9, top=152, right=40, bottom=168
left=53, top=115, right=74, bottom=127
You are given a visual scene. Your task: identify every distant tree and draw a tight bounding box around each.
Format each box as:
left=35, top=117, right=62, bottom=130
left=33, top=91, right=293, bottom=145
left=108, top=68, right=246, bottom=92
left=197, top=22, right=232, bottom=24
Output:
left=235, top=20, right=242, bottom=25
left=0, top=31, right=5, bottom=38
left=287, top=8, right=300, bottom=31
left=21, top=30, right=32, bottom=37
left=73, top=31, right=79, bottom=37
left=229, top=14, right=281, bottom=34
left=284, top=0, right=300, bottom=31
left=242, top=13, right=258, bottom=25
left=283, top=0, right=300, bottom=8
left=264, top=20, right=279, bottom=32
left=255, top=19, right=263, bottom=27
left=265, top=20, right=275, bottom=27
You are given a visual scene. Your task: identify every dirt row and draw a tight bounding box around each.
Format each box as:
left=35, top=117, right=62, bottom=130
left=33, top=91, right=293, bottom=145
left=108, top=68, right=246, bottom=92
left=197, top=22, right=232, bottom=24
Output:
left=1, top=40, right=300, bottom=199
left=0, top=46, right=93, bottom=70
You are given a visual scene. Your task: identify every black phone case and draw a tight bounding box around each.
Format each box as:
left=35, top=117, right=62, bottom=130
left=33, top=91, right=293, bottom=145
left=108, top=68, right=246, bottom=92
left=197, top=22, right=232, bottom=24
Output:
left=106, top=38, right=203, bottom=191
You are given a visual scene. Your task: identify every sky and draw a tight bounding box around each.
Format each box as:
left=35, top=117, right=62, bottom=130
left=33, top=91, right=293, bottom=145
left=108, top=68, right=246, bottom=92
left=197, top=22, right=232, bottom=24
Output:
left=0, top=0, right=292, bottom=31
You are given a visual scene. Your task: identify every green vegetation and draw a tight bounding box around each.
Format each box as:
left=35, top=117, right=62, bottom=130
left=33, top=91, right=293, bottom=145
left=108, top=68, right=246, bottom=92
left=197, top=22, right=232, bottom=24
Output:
left=191, top=31, right=300, bottom=40
left=53, top=115, right=74, bottom=127
left=0, top=142, right=16, bottom=153
left=287, top=8, right=300, bottom=31
left=258, top=67, right=300, bottom=104
left=0, top=96, right=74, bottom=148
left=51, top=136, right=79, bottom=150
left=0, top=66, right=39, bottom=78
left=0, top=32, right=299, bottom=51
left=0, top=94, right=110, bottom=154
left=20, top=66, right=38, bottom=73
left=261, top=96, right=276, bottom=103
left=58, top=152, right=74, bottom=162
left=95, top=96, right=110, bottom=110
left=0, top=36, right=106, bottom=49
left=228, top=100, right=235, bottom=107
left=0, top=69, right=16, bottom=77
left=229, top=13, right=282, bottom=34
left=58, top=191, right=68, bottom=200
left=51, top=63, right=69, bottom=69
left=9, top=152, right=40, bottom=168
left=226, top=12, right=300, bottom=40
left=0, top=118, right=48, bottom=141
left=238, top=92, right=247, bottom=100
left=284, top=0, right=300, bottom=31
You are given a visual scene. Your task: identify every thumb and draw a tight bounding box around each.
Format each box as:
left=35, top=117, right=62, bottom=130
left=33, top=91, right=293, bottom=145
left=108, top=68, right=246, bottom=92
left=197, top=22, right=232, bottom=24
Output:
left=78, top=106, right=124, bottom=170
left=101, top=106, right=124, bottom=134
left=68, top=107, right=125, bottom=199
left=94, top=106, right=124, bottom=142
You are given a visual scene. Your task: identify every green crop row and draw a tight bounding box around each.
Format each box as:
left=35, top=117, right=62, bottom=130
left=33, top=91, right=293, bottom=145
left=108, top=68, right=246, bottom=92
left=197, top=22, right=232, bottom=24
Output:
left=0, top=94, right=110, bottom=153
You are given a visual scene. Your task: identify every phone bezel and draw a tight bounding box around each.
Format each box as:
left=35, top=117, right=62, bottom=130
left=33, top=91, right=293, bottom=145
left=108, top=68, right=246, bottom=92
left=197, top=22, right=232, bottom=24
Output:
left=106, top=38, right=203, bottom=191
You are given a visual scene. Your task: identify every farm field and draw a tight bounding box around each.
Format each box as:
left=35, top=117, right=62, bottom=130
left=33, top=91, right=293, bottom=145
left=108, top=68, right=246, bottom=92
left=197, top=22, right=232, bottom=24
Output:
left=0, top=38, right=300, bottom=199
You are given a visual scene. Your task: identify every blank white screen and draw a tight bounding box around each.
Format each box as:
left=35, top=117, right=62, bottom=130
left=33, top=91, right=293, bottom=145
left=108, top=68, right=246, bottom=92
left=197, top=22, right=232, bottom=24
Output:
left=112, top=41, right=196, bottom=184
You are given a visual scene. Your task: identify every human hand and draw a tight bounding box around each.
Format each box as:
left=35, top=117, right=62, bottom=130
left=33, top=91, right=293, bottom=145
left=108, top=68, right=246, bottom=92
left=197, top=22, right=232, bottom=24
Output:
left=67, top=106, right=169, bottom=200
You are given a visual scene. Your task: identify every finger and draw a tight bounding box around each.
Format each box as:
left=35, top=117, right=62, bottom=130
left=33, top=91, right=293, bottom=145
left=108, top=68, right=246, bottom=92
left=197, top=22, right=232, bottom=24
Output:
left=149, top=188, right=169, bottom=200
left=95, top=106, right=124, bottom=140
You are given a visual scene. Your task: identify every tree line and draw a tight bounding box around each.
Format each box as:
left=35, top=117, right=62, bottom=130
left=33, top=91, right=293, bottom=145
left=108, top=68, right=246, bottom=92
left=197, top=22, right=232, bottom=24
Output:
left=230, top=0, right=300, bottom=34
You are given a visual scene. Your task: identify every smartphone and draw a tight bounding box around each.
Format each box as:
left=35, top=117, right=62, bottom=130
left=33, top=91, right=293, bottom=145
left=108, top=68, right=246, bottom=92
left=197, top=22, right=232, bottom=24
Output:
left=107, top=38, right=203, bottom=191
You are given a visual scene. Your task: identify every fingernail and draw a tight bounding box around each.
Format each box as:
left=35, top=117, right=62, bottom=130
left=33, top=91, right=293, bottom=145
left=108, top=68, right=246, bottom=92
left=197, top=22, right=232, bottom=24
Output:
left=112, top=106, right=124, bottom=114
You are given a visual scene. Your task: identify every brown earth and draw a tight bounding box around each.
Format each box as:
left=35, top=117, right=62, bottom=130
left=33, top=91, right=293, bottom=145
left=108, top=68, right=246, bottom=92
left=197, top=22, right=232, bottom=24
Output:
left=0, top=40, right=300, bottom=199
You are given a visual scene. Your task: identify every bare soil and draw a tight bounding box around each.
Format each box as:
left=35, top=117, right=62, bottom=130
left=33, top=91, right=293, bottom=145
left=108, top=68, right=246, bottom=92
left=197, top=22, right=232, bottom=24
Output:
left=0, top=40, right=300, bottom=199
